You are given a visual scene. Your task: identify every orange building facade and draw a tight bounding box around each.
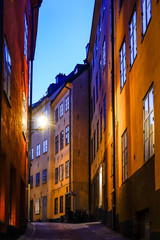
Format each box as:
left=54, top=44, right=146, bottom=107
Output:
left=88, top=0, right=160, bottom=239
left=0, top=0, right=41, bottom=238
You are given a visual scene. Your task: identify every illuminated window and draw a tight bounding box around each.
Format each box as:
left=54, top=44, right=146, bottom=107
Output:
left=35, top=199, right=40, bottom=215
left=36, top=172, right=40, bottom=186
left=65, top=95, right=69, bottom=112
left=36, top=144, right=40, bottom=157
left=129, top=10, right=137, bottom=67
left=143, top=87, right=154, bottom=161
left=4, top=39, right=11, bottom=102
left=24, top=11, right=28, bottom=59
left=55, top=108, right=58, bottom=123
left=122, top=130, right=127, bottom=183
left=55, top=198, right=58, bottom=214
left=59, top=102, right=63, bottom=118
left=65, top=125, right=69, bottom=145
left=102, top=38, right=106, bottom=71
left=42, top=169, right=47, bottom=183
left=43, top=139, right=47, bottom=153
left=141, top=0, right=151, bottom=36
left=119, top=40, right=126, bottom=90
left=59, top=164, right=64, bottom=181
left=60, top=130, right=64, bottom=150
left=31, top=148, right=34, bottom=160
left=55, top=135, right=59, bottom=154
left=30, top=175, right=33, bottom=189
left=60, top=196, right=63, bottom=213
left=65, top=161, right=69, bottom=178
left=103, top=95, right=106, bottom=130
left=55, top=168, right=58, bottom=184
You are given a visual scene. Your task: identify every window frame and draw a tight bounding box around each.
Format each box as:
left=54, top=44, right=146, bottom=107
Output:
left=122, top=129, right=127, bottom=183
left=141, top=0, right=152, bottom=38
left=60, top=196, right=63, bottom=213
left=119, top=39, right=126, bottom=91
left=65, top=125, right=69, bottom=145
left=59, top=102, right=63, bottom=118
left=60, top=130, right=64, bottom=150
left=129, top=9, right=137, bottom=68
left=36, top=172, right=40, bottom=186
left=55, top=167, right=58, bottom=184
left=36, top=144, right=40, bottom=158
left=42, top=169, right=47, bottom=184
left=65, top=160, right=69, bottom=178
left=43, top=139, right=47, bottom=154
left=65, top=95, right=69, bottom=112
left=55, top=135, right=59, bottom=154
left=54, top=198, right=58, bottom=214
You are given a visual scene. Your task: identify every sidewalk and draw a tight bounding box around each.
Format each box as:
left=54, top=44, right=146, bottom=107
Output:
left=17, top=222, right=35, bottom=240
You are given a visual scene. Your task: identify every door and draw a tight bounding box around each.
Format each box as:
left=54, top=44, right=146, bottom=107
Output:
left=42, top=196, right=47, bottom=221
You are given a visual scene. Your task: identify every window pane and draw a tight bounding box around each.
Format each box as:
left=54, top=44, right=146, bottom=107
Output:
left=144, top=97, right=148, bottom=120
left=149, top=112, right=154, bottom=134
left=149, top=90, right=153, bottom=112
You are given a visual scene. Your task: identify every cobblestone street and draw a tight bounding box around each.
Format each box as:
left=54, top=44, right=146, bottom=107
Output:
left=18, top=222, right=130, bottom=240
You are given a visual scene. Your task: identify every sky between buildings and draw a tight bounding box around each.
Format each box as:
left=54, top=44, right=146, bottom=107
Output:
left=33, top=0, right=95, bottom=103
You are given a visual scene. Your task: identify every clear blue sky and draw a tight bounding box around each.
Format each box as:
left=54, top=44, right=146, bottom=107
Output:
left=33, top=0, right=95, bottom=103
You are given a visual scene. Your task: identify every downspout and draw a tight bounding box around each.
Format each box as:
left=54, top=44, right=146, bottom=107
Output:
left=111, top=0, right=116, bottom=231
left=0, top=0, right=4, bottom=155
left=88, top=65, right=91, bottom=215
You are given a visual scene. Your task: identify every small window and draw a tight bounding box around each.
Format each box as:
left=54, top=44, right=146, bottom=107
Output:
left=143, top=87, right=154, bottom=161
left=36, top=144, right=40, bottom=157
left=59, top=102, right=63, bottom=118
left=55, top=108, right=58, bottom=123
left=60, top=130, right=64, bottom=150
left=65, top=95, right=69, bottom=112
left=65, top=161, right=69, bottom=178
left=30, top=175, right=33, bottom=189
left=36, top=172, right=40, bottom=186
left=35, top=199, right=40, bottom=215
left=42, top=169, right=47, bottom=183
left=141, top=0, right=151, bottom=37
left=31, top=148, right=34, bottom=160
left=4, top=39, right=11, bottom=102
left=59, top=164, right=64, bottom=182
left=55, top=135, right=59, bottom=154
left=43, top=139, right=47, bottom=154
left=122, top=130, right=127, bottom=183
left=65, top=125, right=69, bottom=145
left=119, top=39, right=126, bottom=90
left=60, top=196, right=63, bottom=213
left=55, top=168, right=58, bottom=184
left=55, top=198, right=58, bottom=214
left=129, top=10, right=137, bottom=68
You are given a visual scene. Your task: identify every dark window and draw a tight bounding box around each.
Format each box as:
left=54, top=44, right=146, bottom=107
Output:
left=102, top=38, right=106, bottom=70
left=55, top=198, right=58, bottom=214
left=30, top=175, right=33, bottom=189
left=65, top=161, right=69, bottom=178
left=36, top=172, right=40, bottom=186
left=55, top=168, right=58, bottom=184
left=55, top=135, right=59, bottom=154
left=91, top=138, right=93, bottom=164
left=55, top=108, right=58, bottom=123
left=42, top=169, right=47, bottom=183
left=59, top=164, right=64, bottom=181
left=60, top=196, right=63, bottom=213
left=60, top=131, right=64, bottom=150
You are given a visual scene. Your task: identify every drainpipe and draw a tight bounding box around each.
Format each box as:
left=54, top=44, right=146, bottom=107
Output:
left=28, top=0, right=42, bottom=221
left=0, top=0, right=4, bottom=155
left=88, top=65, right=91, bottom=215
left=111, top=0, right=116, bottom=231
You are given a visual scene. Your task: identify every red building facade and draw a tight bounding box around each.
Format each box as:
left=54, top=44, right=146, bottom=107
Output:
left=0, top=0, right=41, bottom=237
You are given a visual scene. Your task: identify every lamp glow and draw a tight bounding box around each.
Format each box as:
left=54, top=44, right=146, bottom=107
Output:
left=38, top=114, right=47, bottom=129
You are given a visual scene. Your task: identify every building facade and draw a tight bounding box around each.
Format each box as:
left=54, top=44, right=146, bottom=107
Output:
left=0, top=0, right=41, bottom=238
left=50, top=64, right=89, bottom=220
left=87, top=0, right=160, bottom=239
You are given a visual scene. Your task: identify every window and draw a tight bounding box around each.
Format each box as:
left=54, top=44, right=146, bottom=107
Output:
left=141, top=0, right=151, bottom=36
left=97, top=121, right=99, bottom=151
left=43, top=139, right=47, bottom=153
left=102, top=38, right=106, bottom=70
left=96, top=73, right=98, bottom=101
left=65, top=161, right=69, bottom=178
left=55, top=168, right=58, bottom=184
left=55, top=135, right=59, bottom=154
left=31, top=148, right=34, bottom=160
left=65, top=95, right=69, bottom=112
left=103, top=95, right=106, bottom=130
left=42, top=169, right=47, bottom=183
left=60, top=196, right=63, bottom=213
left=93, top=87, right=95, bottom=113
left=30, top=175, right=33, bottom=189
left=143, top=87, right=154, bottom=161
left=36, top=172, right=40, bottom=186
left=60, top=131, right=64, bottom=150
left=4, top=39, right=11, bottom=102
left=100, top=109, right=102, bottom=141
left=59, top=102, right=63, bottom=118
left=122, top=130, right=127, bottom=183
left=99, top=57, right=102, bottom=87
left=55, top=108, right=58, bottom=123
left=93, top=130, right=96, bottom=158
left=24, top=11, right=28, bottom=59
left=65, top=125, right=69, bottom=145
left=55, top=198, right=58, bottom=214
left=119, top=0, right=124, bottom=12
left=35, top=199, right=40, bottom=215
left=59, top=164, right=64, bottom=181
left=129, top=10, right=137, bottom=67
left=119, top=40, right=126, bottom=90
left=36, top=144, right=40, bottom=157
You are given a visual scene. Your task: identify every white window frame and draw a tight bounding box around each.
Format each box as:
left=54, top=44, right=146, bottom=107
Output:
left=65, top=125, right=69, bottom=145
left=59, top=102, right=63, bottom=118
left=43, top=139, right=47, bottom=154
left=119, top=40, right=126, bottom=90
left=141, top=0, right=151, bottom=36
left=129, top=10, right=137, bottom=68
left=36, top=144, right=40, bottom=157
left=31, top=147, right=34, bottom=160
left=65, top=95, right=69, bottom=112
